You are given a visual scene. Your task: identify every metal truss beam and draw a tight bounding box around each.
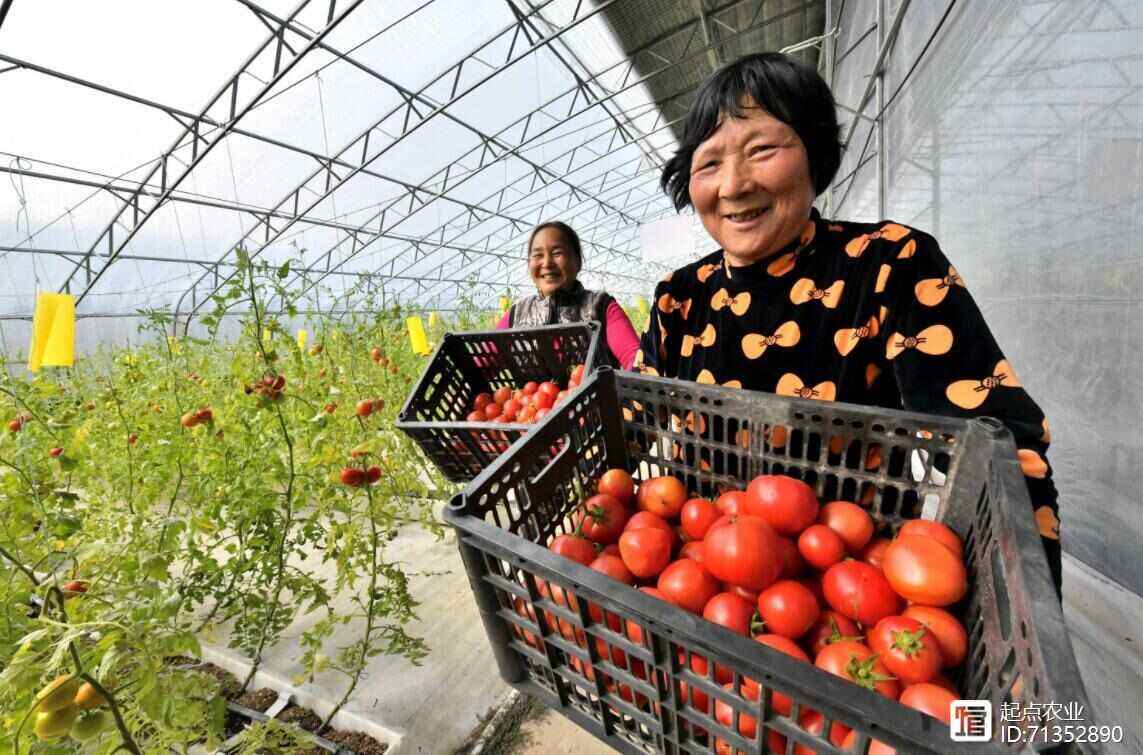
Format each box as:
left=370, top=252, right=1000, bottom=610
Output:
left=286, top=0, right=811, bottom=307
left=57, top=0, right=367, bottom=304
left=171, top=0, right=625, bottom=320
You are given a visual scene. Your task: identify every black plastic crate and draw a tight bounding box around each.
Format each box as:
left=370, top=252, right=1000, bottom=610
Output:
left=445, top=368, right=1094, bottom=754
left=396, top=322, right=602, bottom=483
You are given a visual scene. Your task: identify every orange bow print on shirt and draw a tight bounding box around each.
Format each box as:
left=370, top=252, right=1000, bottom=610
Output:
left=834, top=315, right=880, bottom=356
left=790, top=278, right=844, bottom=308
left=766, top=221, right=816, bottom=276
left=696, top=369, right=742, bottom=388
left=915, top=266, right=966, bottom=307
left=885, top=324, right=954, bottom=360
left=844, top=223, right=910, bottom=258
left=742, top=321, right=801, bottom=359
left=946, top=359, right=1021, bottom=409
left=681, top=323, right=717, bottom=357
left=711, top=288, right=751, bottom=316
left=776, top=373, right=837, bottom=402
left=658, top=293, right=692, bottom=319
left=697, top=263, right=718, bottom=283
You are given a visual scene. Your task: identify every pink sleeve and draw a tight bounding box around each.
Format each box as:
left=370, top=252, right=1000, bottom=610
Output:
left=494, top=311, right=511, bottom=330
left=604, top=300, right=641, bottom=370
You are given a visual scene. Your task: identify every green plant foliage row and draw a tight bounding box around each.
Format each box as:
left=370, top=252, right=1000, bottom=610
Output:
left=0, top=253, right=469, bottom=753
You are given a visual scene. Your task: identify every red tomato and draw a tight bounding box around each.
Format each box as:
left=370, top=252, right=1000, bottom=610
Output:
left=819, top=501, right=875, bottom=553
left=598, top=468, right=635, bottom=505
left=538, top=381, right=560, bottom=399
left=902, top=605, right=968, bottom=668
left=714, top=683, right=788, bottom=753
left=775, top=536, right=804, bottom=579
left=340, top=467, right=365, bottom=486
left=465, top=410, right=483, bottom=422
left=549, top=533, right=597, bottom=567
left=815, top=640, right=900, bottom=699
left=794, top=710, right=852, bottom=755
left=679, top=541, right=705, bottom=563
left=473, top=392, right=493, bottom=411
left=702, top=592, right=756, bottom=636
left=680, top=498, right=720, bottom=540
left=657, top=559, right=720, bottom=614
left=522, top=381, right=539, bottom=396
left=703, top=515, right=783, bottom=591
left=619, top=527, right=673, bottom=579
left=569, top=364, right=586, bottom=387
left=756, top=580, right=820, bottom=640
left=898, top=519, right=963, bottom=558
left=636, top=476, right=688, bottom=519
left=804, top=610, right=862, bottom=658
left=899, top=682, right=957, bottom=723
left=860, top=537, right=893, bottom=569
left=797, top=524, right=846, bottom=570
left=483, top=402, right=502, bottom=420
left=501, top=398, right=522, bottom=422
left=625, top=510, right=672, bottom=533
left=625, top=586, right=666, bottom=645
left=883, top=535, right=967, bottom=606
left=493, top=386, right=512, bottom=405
left=355, top=399, right=374, bottom=418
left=744, top=475, right=820, bottom=536
left=518, top=405, right=538, bottom=423
left=588, top=554, right=633, bottom=630
left=574, top=494, right=629, bottom=544
left=714, top=489, right=748, bottom=516
left=534, top=391, right=555, bottom=410
left=748, top=634, right=809, bottom=717
left=869, top=616, right=943, bottom=685
left=822, top=561, right=901, bottom=626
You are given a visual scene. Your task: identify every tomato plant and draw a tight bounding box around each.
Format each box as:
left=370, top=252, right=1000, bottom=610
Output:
left=0, top=254, right=447, bottom=751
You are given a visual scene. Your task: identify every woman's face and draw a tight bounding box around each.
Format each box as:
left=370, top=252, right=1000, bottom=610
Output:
left=688, top=100, right=815, bottom=266
left=529, top=227, right=580, bottom=296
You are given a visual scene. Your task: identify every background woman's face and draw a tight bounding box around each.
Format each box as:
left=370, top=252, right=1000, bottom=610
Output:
left=688, top=100, right=815, bottom=265
left=529, top=227, right=579, bottom=296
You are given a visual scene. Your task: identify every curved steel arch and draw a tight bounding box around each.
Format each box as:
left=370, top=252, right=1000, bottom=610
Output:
left=282, top=0, right=811, bottom=309
left=57, top=0, right=368, bottom=305
left=171, top=0, right=626, bottom=323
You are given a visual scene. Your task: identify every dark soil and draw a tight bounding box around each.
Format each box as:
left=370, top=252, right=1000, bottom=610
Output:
left=278, top=704, right=323, bottom=732
left=193, top=661, right=243, bottom=700
left=321, top=729, right=389, bottom=754
left=236, top=686, right=280, bottom=712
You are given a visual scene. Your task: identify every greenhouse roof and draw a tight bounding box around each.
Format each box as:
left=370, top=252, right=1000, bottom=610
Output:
left=0, top=0, right=823, bottom=321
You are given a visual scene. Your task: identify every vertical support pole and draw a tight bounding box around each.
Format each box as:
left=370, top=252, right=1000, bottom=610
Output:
left=824, top=0, right=835, bottom=216
left=932, top=120, right=941, bottom=237
left=876, top=0, right=888, bottom=220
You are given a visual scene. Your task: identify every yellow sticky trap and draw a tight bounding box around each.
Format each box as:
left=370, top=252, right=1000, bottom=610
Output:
left=296, top=329, right=308, bottom=351
left=28, top=292, right=76, bottom=372
left=428, top=312, right=439, bottom=328
left=636, top=296, right=649, bottom=314
left=498, top=296, right=510, bottom=313
left=406, top=316, right=431, bottom=356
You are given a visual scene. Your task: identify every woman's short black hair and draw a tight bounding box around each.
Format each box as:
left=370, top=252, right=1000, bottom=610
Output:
left=528, top=221, right=583, bottom=269
left=661, top=52, right=842, bottom=210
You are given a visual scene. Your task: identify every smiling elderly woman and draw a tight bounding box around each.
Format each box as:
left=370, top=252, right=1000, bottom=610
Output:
left=636, top=53, right=1063, bottom=596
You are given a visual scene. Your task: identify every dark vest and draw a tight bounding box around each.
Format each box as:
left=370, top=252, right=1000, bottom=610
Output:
left=509, top=282, right=616, bottom=366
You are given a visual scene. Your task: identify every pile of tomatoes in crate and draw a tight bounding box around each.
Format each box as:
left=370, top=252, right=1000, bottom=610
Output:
left=465, top=364, right=586, bottom=425
left=528, top=469, right=972, bottom=753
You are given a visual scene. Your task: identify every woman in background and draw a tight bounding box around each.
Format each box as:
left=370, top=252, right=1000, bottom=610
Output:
left=496, top=221, right=640, bottom=370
